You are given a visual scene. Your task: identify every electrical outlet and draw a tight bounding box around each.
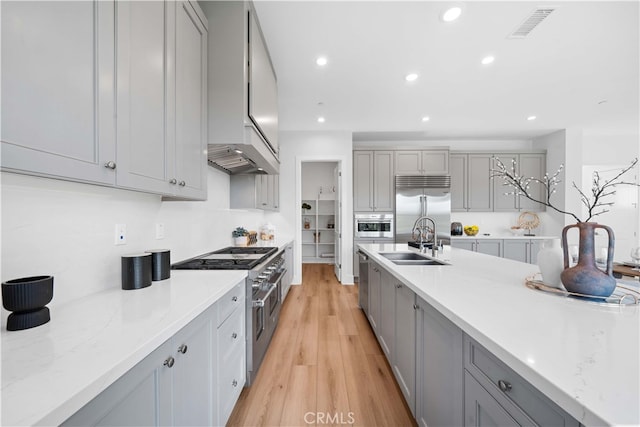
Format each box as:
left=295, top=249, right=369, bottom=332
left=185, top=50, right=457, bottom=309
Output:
left=155, top=223, right=165, bottom=239
left=115, top=224, right=127, bottom=245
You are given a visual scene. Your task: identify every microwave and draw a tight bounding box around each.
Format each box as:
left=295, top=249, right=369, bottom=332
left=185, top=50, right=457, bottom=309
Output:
left=355, top=214, right=394, bottom=238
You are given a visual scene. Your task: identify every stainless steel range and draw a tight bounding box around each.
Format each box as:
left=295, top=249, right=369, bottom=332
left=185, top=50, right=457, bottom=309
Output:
left=172, top=246, right=285, bottom=385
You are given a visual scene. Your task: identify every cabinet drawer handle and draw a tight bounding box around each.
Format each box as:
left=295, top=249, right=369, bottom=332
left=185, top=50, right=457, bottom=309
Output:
left=179, top=180, right=186, bottom=186
left=232, top=332, right=238, bottom=339
left=178, top=344, right=188, bottom=354
left=164, top=356, right=175, bottom=368
left=498, top=379, right=512, bottom=392
left=104, top=161, right=116, bottom=170
left=232, top=296, right=238, bottom=302
left=232, top=379, right=238, bottom=387
left=169, top=178, right=177, bottom=185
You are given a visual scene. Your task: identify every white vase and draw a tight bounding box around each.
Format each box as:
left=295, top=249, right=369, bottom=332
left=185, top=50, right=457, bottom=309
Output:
left=537, top=239, right=564, bottom=289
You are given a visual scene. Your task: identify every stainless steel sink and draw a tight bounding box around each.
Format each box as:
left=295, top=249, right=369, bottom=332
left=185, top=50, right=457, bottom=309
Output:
left=379, top=252, right=448, bottom=266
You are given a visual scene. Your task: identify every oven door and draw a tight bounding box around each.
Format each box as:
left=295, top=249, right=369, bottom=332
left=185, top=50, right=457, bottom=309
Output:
left=252, top=284, right=277, bottom=371
left=355, top=214, right=394, bottom=238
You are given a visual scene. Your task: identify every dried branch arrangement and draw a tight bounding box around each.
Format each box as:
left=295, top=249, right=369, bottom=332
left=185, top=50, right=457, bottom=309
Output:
left=490, top=157, right=639, bottom=223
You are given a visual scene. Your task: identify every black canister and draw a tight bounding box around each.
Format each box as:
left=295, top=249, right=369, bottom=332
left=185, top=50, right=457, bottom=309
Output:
left=451, top=222, right=463, bottom=236
left=145, top=249, right=170, bottom=281
left=121, top=253, right=152, bottom=290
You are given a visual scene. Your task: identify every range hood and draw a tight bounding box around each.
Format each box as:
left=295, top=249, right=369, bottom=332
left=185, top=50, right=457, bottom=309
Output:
left=207, top=128, right=279, bottom=175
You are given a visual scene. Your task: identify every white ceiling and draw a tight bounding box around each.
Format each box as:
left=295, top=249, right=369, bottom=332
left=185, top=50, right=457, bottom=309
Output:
left=252, top=1, right=639, bottom=140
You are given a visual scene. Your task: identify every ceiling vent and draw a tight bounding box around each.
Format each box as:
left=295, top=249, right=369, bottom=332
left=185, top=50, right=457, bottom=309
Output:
left=508, top=7, right=556, bottom=39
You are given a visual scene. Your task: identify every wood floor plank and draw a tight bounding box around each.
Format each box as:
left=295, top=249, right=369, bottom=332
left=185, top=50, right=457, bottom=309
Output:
left=317, top=315, right=351, bottom=427
left=280, top=365, right=317, bottom=427
left=227, top=264, right=414, bottom=427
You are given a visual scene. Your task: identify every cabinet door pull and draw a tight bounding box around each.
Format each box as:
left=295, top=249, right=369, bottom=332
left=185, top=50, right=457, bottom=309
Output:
left=169, top=178, right=177, bottom=185
left=413, top=304, right=419, bottom=310
left=231, top=332, right=238, bottom=339
left=396, top=284, right=402, bottom=289
left=178, top=344, right=188, bottom=354
left=232, top=296, right=238, bottom=302
left=104, top=161, right=116, bottom=170
left=178, top=180, right=186, bottom=186
left=498, top=379, right=512, bottom=392
left=163, top=356, right=175, bottom=368
left=232, top=379, right=238, bottom=387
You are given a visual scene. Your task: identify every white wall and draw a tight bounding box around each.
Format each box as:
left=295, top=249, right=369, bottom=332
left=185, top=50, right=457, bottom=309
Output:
left=301, top=162, right=336, bottom=200
left=274, top=131, right=354, bottom=285
left=1, top=168, right=266, bottom=319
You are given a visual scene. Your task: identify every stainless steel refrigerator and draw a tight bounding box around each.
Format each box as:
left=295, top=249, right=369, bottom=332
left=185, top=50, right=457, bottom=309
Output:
left=394, top=175, right=451, bottom=246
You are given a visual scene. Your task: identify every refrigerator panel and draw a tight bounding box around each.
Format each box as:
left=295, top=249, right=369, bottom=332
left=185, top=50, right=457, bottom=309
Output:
left=424, top=191, right=452, bottom=245
left=395, top=188, right=423, bottom=244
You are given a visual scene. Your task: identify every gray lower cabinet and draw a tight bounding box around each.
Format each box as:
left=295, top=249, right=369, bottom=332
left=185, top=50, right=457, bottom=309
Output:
left=63, top=280, right=246, bottom=427
left=216, top=281, right=246, bottom=426
left=368, top=262, right=382, bottom=332
left=63, top=306, right=214, bottom=426
left=465, top=370, right=521, bottom=426
left=452, top=239, right=503, bottom=257
left=416, top=296, right=464, bottom=427
left=464, top=336, right=579, bottom=427
left=393, top=282, right=416, bottom=416
left=503, top=239, right=542, bottom=264
left=378, top=269, right=395, bottom=358
left=454, top=239, right=544, bottom=264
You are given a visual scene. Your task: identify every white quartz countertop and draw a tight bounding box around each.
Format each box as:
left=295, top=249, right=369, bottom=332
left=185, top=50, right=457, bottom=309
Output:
left=358, top=243, right=639, bottom=426
left=451, top=234, right=559, bottom=240
left=1, top=269, right=247, bottom=426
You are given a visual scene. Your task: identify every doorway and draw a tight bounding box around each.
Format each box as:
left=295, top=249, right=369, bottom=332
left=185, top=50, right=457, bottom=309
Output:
left=301, top=161, right=341, bottom=280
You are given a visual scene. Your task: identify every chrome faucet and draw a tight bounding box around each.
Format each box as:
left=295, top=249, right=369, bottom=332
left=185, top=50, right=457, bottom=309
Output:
left=411, top=216, right=438, bottom=256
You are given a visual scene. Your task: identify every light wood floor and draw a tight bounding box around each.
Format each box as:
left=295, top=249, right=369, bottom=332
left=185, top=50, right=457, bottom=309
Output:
left=227, top=264, right=416, bottom=427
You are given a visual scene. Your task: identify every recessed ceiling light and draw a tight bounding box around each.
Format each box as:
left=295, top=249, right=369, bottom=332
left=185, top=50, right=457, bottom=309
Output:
left=316, top=56, right=328, bottom=66
left=421, top=116, right=430, bottom=122
left=441, top=6, right=462, bottom=22
left=317, top=117, right=326, bottom=123
left=527, top=115, right=537, bottom=121
left=481, top=56, right=495, bottom=65
left=405, top=73, right=419, bottom=82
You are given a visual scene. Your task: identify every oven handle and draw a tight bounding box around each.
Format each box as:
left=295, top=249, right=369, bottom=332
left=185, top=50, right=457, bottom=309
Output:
left=252, top=284, right=276, bottom=308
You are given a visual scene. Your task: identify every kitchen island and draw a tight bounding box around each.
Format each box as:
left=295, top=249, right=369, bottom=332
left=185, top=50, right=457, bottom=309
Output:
left=358, top=243, right=639, bottom=426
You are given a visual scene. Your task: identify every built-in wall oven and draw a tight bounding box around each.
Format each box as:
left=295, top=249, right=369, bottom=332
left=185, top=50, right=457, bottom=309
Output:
left=172, top=246, right=285, bottom=386
left=355, top=213, right=394, bottom=238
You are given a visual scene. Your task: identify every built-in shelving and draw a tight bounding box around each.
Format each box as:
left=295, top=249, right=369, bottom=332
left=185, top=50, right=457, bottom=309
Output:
left=302, top=196, right=336, bottom=263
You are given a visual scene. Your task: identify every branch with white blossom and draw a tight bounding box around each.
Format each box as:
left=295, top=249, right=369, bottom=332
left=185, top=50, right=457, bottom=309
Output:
left=490, top=157, right=639, bottom=223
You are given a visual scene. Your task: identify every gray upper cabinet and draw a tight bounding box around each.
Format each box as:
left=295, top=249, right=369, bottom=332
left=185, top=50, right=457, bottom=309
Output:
left=450, top=154, right=467, bottom=211
left=354, top=151, right=374, bottom=211
left=1, top=1, right=117, bottom=185
left=230, top=174, right=279, bottom=211
left=467, top=154, right=494, bottom=211
left=374, top=151, right=394, bottom=211
left=172, top=0, right=208, bottom=200
left=1, top=0, right=208, bottom=200
left=493, top=153, right=546, bottom=212
left=395, top=150, right=449, bottom=175
left=451, top=153, right=493, bottom=211
left=353, top=150, right=394, bottom=212
left=450, top=152, right=545, bottom=212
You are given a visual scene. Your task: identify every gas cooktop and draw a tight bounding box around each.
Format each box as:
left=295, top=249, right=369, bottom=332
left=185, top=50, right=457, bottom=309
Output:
left=171, top=246, right=277, bottom=270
